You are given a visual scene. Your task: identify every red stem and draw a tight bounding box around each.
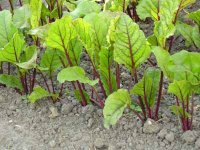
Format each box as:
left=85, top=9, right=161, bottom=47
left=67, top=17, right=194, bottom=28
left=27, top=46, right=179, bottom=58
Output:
left=116, top=63, right=121, bottom=89
left=154, top=71, right=164, bottom=120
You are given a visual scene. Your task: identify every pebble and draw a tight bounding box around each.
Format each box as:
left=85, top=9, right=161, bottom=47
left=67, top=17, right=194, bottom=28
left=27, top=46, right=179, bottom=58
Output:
left=136, top=144, right=145, bottom=150
left=49, top=106, right=59, bottom=118
left=94, top=138, right=107, bottom=149
left=108, top=144, right=117, bottom=150
left=182, top=130, right=197, bottom=144
left=9, top=105, right=17, bottom=111
left=82, top=105, right=95, bottom=114
left=48, top=140, right=56, bottom=148
left=165, top=132, right=175, bottom=142
left=87, top=118, right=94, bottom=128
left=158, top=129, right=168, bottom=138
left=195, top=137, right=200, bottom=148
left=61, top=103, right=74, bottom=115
left=143, top=118, right=160, bottom=134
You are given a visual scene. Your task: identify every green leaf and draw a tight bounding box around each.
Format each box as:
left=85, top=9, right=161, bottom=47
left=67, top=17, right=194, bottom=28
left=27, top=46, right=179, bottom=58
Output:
left=0, top=74, right=22, bottom=91
left=154, top=21, right=175, bottom=48
left=131, top=68, right=161, bottom=107
left=99, top=48, right=117, bottom=95
left=136, top=0, right=159, bottom=21
left=30, top=0, right=42, bottom=28
left=0, top=32, right=25, bottom=63
left=112, top=14, right=151, bottom=72
left=103, top=89, right=131, bottom=129
left=46, top=16, right=76, bottom=52
left=16, top=47, right=37, bottom=69
left=176, top=23, right=200, bottom=48
left=40, top=48, right=63, bottom=75
left=0, top=10, right=17, bottom=49
left=28, top=86, right=51, bottom=103
left=171, top=105, right=191, bottom=118
left=154, top=47, right=200, bottom=85
left=57, top=66, right=98, bottom=86
left=13, top=4, right=31, bottom=29
left=104, top=0, right=131, bottom=12
left=188, top=9, right=200, bottom=26
left=168, top=80, right=192, bottom=102
left=28, top=24, right=49, bottom=39
left=70, top=0, right=101, bottom=18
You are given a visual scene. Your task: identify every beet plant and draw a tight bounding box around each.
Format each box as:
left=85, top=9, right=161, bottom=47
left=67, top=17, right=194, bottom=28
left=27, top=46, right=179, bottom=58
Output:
left=0, top=0, right=199, bottom=132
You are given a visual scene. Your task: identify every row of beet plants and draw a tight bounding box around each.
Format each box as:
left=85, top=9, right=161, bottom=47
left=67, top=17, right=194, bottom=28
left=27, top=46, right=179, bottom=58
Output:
left=0, top=0, right=199, bottom=132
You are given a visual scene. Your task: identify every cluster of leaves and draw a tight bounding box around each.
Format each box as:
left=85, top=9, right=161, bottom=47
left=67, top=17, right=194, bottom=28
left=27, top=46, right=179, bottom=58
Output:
left=0, top=0, right=199, bottom=132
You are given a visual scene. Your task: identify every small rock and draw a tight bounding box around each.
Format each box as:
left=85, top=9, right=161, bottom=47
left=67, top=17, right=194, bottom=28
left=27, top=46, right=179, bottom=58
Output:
left=94, top=138, right=107, bottom=149
left=158, top=129, right=168, bottom=138
left=143, top=118, right=160, bottom=134
left=30, top=103, right=36, bottom=110
left=87, top=118, right=94, bottom=128
left=96, top=109, right=103, bottom=117
left=61, top=103, right=74, bottom=115
left=165, top=132, right=175, bottom=142
left=49, top=140, right=56, bottom=148
left=108, top=144, right=116, bottom=150
left=82, top=105, right=95, bottom=114
left=49, top=106, right=59, bottom=118
left=182, top=130, right=197, bottom=144
left=9, top=105, right=17, bottom=111
left=136, top=144, right=145, bottom=150
left=195, top=138, right=200, bottom=148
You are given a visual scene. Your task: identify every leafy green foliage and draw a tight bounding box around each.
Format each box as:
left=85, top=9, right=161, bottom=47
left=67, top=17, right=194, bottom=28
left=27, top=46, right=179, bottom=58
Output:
left=176, top=23, right=200, bottom=48
left=103, top=89, right=131, bottom=128
left=112, top=14, right=151, bottom=73
left=13, top=4, right=31, bottom=29
left=46, top=16, right=76, bottom=52
left=104, top=0, right=131, bottom=12
left=0, top=32, right=25, bottom=63
left=30, top=0, right=42, bottom=28
left=0, top=10, right=17, bottom=49
left=0, top=75, right=22, bottom=91
left=188, top=9, right=200, bottom=26
left=28, top=86, right=51, bottom=103
left=70, top=0, right=101, bottom=18
left=57, top=66, right=98, bottom=86
left=131, top=68, right=161, bottom=107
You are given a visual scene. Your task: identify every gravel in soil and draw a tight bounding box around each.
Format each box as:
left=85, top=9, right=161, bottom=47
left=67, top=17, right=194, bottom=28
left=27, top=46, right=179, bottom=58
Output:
left=0, top=87, right=200, bottom=150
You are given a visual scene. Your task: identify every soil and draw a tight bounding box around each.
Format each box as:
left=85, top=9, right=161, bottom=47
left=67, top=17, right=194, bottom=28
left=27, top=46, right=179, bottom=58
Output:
left=0, top=0, right=200, bottom=150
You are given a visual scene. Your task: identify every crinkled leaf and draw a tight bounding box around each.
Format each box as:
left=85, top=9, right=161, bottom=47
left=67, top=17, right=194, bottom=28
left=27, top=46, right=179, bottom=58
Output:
left=13, top=4, right=31, bottom=29
left=0, top=10, right=17, bottom=49
left=57, top=66, right=98, bottom=86
left=0, top=74, right=22, bottom=91
left=103, top=89, right=131, bottom=129
left=0, top=32, right=25, bottom=63
left=112, top=14, right=151, bottom=72
left=46, top=16, right=76, bottom=52
left=30, top=0, right=42, bottom=28
left=131, top=68, right=161, bottom=107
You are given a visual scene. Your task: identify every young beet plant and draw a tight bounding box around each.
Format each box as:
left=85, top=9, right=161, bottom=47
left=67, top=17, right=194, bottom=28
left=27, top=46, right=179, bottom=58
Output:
left=154, top=49, right=200, bottom=131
